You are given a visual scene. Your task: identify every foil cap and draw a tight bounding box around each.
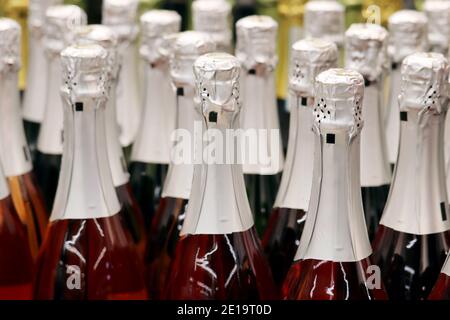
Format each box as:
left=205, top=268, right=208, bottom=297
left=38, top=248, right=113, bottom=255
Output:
left=192, top=0, right=232, bottom=50
left=388, top=10, right=428, bottom=64
left=290, top=38, right=338, bottom=97
left=170, top=31, right=216, bottom=87
left=304, top=0, right=345, bottom=46
left=345, top=23, right=388, bottom=81
left=0, top=18, right=21, bottom=73
left=235, top=15, right=278, bottom=71
left=424, top=0, right=450, bottom=52
left=194, top=52, right=241, bottom=121
left=61, top=44, right=109, bottom=105
left=102, top=0, right=139, bottom=42
left=399, top=52, right=449, bottom=114
left=44, top=5, right=87, bottom=55
left=140, top=10, right=181, bottom=64
left=314, top=68, right=365, bottom=135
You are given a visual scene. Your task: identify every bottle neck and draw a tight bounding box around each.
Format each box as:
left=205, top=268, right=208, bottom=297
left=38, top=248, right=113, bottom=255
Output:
left=0, top=71, right=33, bottom=176
left=161, top=85, right=197, bottom=200
left=131, top=61, right=176, bottom=164
left=180, top=107, right=254, bottom=235
left=295, top=126, right=372, bottom=262
left=381, top=109, right=450, bottom=235
left=240, top=70, right=284, bottom=175
left=37, top=54, right=64, bottom=155
left=274, top=94, right=314, bottom=211
left=360, top=80, right=391, bottom=187
left=51, top=98, right=121, bottom=221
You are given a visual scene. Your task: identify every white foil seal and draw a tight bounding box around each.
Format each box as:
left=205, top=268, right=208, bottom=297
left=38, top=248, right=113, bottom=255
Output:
left=0, top=19, right=33, bottom=177
left=380, top=52, right=450, bottom=235
left=102, top=0, right=139, bottom=43
left=295, top=68, right=373, bottom=262
left=192, top=0, right=232, bottom=51
left=51, top=44, right=120, bottom=221
left=424, top=0, right=450, bottom=53
left=274, top=38, right=338, bottom=210
left=304, top=0, right=345, bottom=47
left=181, top=52, right=254, bottom=235
left=0, top=163, right=9, bottom=200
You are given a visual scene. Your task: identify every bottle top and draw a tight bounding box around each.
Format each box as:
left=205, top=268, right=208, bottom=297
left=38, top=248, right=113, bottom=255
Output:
left=388, top=10, right=428, bottom=64
left=0, top=18, right=21, bottom=74
left=29, top=0, right=60, bottom=31
left=170, top=31, right=216, bottom=87
left=102, top=0, right=139, bottom=42
left=314, top=68, right=365, bottom=135
left=399, top=52, right=449, bottom=114
left=44, top=5, right=87, bottom=55
left=423, top=0, right=450, bottom=51
left=290, top=38, right=338, bottom=97
left=140, top=10, right=181, bottom=64
left=194, top=52, right=241, bottom=120
left=304, top=0, right=345, bottom=46
left=235, top=15, right=278, bottom=71
left=74, top=25, right=119, bottom=80
left=61, top=44, right=109, bottom=105
left=192, top=0, right=232, bottom=49
left=345, top=23, right=388, bottom=81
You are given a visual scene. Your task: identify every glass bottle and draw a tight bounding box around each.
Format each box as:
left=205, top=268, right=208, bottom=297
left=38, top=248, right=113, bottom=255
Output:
left=345, top=23, right=391, bottom=240
left=35, top=5, right=87, bottom=213
left=283, top=68, right=387, bottom=300
left=192, top=0, right=232, bottom=52
left=236, top=15, right=284, bottom=235
left=146, top=31, right=216, bottom=299
left=74, top=24, right=147, bottom=259
left=423, top=0, right=450, bottom=54
left=165, top=52, right=277, bottom=300
left=34, top=44, right=147, bottom=300
left=263, top=39, right=338, bottom=288
left=102, top=0, right=141, bottom=152
left=22, top=0, right=62, bottom=161
left=0, top=18, right=48, bottom=260
left=0, top=162, right=34, bottom=300
left=129, top=10, right=181, bottom=231
left=303, top=1, right=345, bottom=67
left=385, top=10, right=428, bottom=169
left=372, top=52, right=450, bottom=300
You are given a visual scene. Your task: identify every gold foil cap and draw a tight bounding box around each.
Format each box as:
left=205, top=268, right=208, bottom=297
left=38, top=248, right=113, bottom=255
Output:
left=102, top=0, right=139, bottom=42
left=0, top=18, right=21, bottom=73
left=423, top=0, right=450, bottom=52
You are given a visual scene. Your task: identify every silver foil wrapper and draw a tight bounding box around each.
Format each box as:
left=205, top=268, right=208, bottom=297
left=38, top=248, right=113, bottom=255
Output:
left=388, top=10, right=428, bottom=64
left=44, top=5, right=87, bottom=55
left=290, top=38, right=338, bottom=97
left=424, top=0, right=450, bottom=53
left=140, top=10, right=181, bottom=65
left=345, top=23, right=388, bottom=81
left=0, top=18, right=21, bottom=74
left=170, top=31, right=216, bottom=87
left=304, top=0, right=345, bottom=47
left=235, top=15, right=278, bottom=72
left=102, top=0, right=139, bottom=42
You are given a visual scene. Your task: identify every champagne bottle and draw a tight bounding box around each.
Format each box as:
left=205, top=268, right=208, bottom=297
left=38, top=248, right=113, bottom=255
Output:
left=102, top=0, right=141, bottom=151
left=165, top=52, right=277, bottom=300
left=263, top=39, right=338, bottom=288
left=146, top=31, right=216, bottom=299
left=345, top=23, right=391, bottom=240
left=423, top=1, right=450, bottom=54
left=74, top=24, right=147, bottom=259
left=283, top=68, right=387, bottom=300
left=130, top=10, right=181, bottom=231
left=372, top=52, right=450, bottom=300
left=0, top=17, right=48, bottom=259
left=0, top=162, right=33, bottom=300
left=385, top=10, right=428, bottom=168
left=34, top=44, right=147, bottom=300
left=35, top=5, right=87, bottom=212
left=192, top=0, right=232, bottom=52
left=236, top=15, right=284, bottom=235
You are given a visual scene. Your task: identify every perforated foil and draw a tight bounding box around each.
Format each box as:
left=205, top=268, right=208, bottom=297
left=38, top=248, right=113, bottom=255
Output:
left=424, top=0, right=450, bottom=53
left=0, top=18, right=21, bottom=74
left=102, top=0, right=139, bottom=42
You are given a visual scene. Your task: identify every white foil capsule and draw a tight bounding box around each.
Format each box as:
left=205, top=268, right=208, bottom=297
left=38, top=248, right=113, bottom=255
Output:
left=181, top=52, right=254, bottom=235
left=295, top=68, right=372, bottom=262
left=424, top=0, right=450, bottom=54
left=380, top=52, right=450, bottom=235
left=131, top=10, right=181, bottom=165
